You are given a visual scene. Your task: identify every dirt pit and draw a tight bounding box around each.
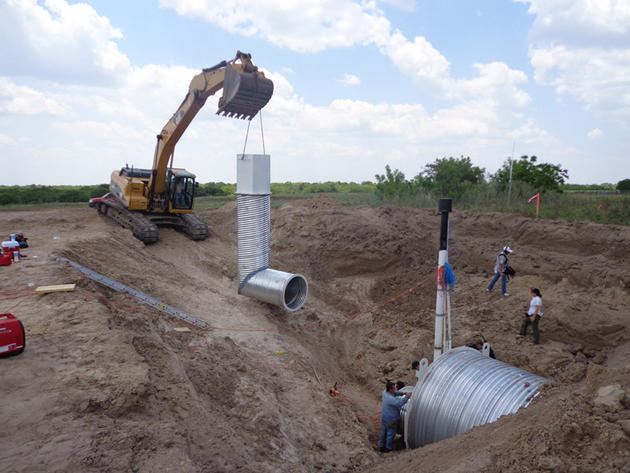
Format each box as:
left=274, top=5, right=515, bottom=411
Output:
left=1, top=195, right=630, bottom=473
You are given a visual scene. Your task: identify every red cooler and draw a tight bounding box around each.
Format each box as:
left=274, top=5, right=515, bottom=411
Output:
left=0, top=313, right=25, bottom=356
left=1, top=241, right=20, bottom=261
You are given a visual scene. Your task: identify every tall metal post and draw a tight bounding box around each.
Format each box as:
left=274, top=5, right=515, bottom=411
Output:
left=433, top=198, right=452, bottom=361
left=507, top=142, right=515, bottom=207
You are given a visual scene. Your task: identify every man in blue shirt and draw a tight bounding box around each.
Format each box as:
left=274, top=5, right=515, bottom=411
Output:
left=377, top=381, right=411, bottom=452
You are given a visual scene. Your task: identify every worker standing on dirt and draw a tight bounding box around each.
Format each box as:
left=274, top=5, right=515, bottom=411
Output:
left=520, top=288, right=543, bottom=344
left=377, top=381, right=411, bottom=453
left=487, top=246, right=513, bottom=296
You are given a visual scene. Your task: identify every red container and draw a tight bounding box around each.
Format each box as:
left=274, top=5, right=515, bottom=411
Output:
left=2, top=241, right=20, bottom=261
left=0, top=313, right=25, bottom=356
left=0, top=252, right=11, bottom=266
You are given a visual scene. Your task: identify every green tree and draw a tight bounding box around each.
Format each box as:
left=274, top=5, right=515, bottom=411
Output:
left=375, top=165, right=411, bottom=198
left=415, top=156, right=485, bottom=198
left=492, top=155, right=568, bottom=193
left=617, top=179, right=630, bottom=193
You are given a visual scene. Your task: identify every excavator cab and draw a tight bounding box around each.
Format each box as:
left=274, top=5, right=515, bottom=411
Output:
left=168, top=170, right=196, bottom=211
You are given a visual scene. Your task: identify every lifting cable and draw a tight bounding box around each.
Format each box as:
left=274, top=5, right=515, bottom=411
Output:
left=259, top=110, right=266, bottom=155
left=240, top=110, right=266, bottom=156
left=241, top=120, right=251, bottom=156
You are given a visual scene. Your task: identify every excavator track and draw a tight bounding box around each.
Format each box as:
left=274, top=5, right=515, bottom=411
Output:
left=97, top=199, right=159, bottom=244
left=178, top=212, right=210, bottom=240
left=96, top=199, right=209, bottom=243
left=144, top=213, right=209, bottom=240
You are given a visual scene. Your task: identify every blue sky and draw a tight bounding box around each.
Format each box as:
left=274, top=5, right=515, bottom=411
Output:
left=1, top=0, right=628, bottom=186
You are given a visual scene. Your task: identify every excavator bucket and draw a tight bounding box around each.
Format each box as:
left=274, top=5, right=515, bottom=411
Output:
left=217, top=64, right=274, bottom=120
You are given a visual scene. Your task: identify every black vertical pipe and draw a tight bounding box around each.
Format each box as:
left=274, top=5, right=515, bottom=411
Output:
left=438, top=198, right=452, bottom=251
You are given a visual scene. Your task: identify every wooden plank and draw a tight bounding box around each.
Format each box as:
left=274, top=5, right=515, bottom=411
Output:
left=35, top=284, right=76, bottom=294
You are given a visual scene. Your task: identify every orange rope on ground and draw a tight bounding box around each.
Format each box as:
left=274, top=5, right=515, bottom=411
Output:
left=0, top=286, right=34, bottom=296
left=330, top=389, right=381, bottom=426
left=0, top=290, right=38, bottom=312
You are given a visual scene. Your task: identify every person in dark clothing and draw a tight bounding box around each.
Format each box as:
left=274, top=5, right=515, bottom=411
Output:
left=15, top=233, right=28, bottom=248
left=466, top=335, right=496, bottom=359
left=487, top=246, right=513, bottom=296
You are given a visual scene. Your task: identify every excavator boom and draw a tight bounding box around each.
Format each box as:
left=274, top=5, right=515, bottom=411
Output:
left=93, top=51, right=274, bottom=244
left=150, top=51, right=273, bottom=198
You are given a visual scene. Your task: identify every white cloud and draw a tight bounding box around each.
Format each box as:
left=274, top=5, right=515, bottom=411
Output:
left=0, top=133, right=15, bottom=146
left=517, top=0, right=630, bottom=41
left=2, top=0, right=604, bottom=186
left=529, top=45, right=630, bottom=120
left=450, top=62, right=530, bottom=107
left=379, top=30, right=451, bottom=83
left=519, top=0, right=630, bottom=123
left=0, top=0, right=130, bottom=84
left=378, top=0, right=417, bottom=12
left=587, top=128, right=603, bottom=139
left=338, top=73, right=361, bottom=86
left=0, top=60, right=538, bottom=185
left=159, top=0, right=391, bottom=53
left=0, top=77, right=68, bottom=115
left=161, top=0, right=529, bottom=107
left=508, top=119, right=555, bottom=145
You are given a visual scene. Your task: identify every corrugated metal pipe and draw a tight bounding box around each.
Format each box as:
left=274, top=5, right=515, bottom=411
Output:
left=236, top=154, right=308, bottom=311
left=404, top=346, right=550, bottom=448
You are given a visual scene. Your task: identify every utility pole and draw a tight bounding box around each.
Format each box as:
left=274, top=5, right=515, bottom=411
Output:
left=433, top=198, right=452, bottom=362
left=507, top=142, right=515, bottom=207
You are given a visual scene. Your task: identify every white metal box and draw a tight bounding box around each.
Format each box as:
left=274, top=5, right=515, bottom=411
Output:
left=236, top=154, right=270, bottom=195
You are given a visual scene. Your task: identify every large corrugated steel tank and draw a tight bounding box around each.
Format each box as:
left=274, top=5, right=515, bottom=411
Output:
left=404, top=346, right=550, bottom=448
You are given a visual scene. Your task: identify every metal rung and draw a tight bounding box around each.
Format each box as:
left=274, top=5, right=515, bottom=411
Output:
left=56, top=257, right=212, bottom=331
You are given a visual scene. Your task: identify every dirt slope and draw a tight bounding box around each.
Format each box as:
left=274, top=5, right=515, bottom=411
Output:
left=1, top=195, right=629, bottom=473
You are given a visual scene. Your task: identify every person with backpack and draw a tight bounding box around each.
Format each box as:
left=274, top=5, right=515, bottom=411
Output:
left=487, top=246, right=513, bottom=296
left=520, top=288, right=543, bottom=344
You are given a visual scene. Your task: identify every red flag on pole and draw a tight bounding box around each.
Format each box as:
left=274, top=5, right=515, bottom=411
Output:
left=527, top=193, right=540, bottom=218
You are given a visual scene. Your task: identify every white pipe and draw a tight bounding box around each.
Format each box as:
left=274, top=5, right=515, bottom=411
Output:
left=433, top=249, right=448, bottom=361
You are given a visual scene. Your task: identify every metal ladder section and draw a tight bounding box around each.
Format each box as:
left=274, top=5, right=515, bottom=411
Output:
left=56, top=257, right=212, bottom=331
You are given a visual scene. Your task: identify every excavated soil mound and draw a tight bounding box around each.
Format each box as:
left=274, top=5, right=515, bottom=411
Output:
left=1, top=197, right=629, bottom=473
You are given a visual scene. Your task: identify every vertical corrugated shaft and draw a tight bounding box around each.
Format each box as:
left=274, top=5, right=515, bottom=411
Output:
left=237, top=194, right=270, bottom=286
left=235, top=154, right=307, bottom=311
left=404, top=347, right=550, bottom=448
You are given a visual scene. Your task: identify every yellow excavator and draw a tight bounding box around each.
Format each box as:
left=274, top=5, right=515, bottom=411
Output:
left=89, top=51, right=273, bottom=244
